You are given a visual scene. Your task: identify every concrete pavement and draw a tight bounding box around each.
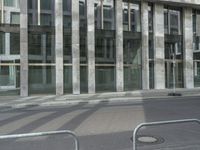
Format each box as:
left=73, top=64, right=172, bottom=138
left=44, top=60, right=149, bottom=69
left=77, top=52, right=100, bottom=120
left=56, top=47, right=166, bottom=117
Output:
left=0, top=96, right=200, bottom=149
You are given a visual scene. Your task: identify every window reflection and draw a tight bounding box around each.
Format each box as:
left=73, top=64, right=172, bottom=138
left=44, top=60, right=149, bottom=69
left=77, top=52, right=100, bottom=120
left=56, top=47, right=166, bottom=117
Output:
left=123, top=1, right=140, bottom=32
left=95, top=0, right=116, bottom=92
left=164, top=6, right=183, bottom=88
left=164, top=8, right=181, bottom=35
left=123, top=1, right=141, bottom=91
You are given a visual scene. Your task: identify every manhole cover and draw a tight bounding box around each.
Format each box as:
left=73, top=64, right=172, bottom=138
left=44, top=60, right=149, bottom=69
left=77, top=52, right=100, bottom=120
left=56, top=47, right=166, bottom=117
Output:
left=138, top=136, right=158, bottom=143
left=131, top=135, right=165, bottom=145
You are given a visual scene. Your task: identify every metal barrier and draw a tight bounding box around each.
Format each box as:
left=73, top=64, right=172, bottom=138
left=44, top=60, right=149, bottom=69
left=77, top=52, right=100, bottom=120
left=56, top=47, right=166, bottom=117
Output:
left=133, top=119, right=200, bottom=150
left=0, top=130, right=79, bottom=150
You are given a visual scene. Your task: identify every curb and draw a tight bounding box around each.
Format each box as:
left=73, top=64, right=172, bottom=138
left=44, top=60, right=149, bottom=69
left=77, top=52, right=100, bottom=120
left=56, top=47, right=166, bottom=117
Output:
left=6, top=94, right=200, bottom=109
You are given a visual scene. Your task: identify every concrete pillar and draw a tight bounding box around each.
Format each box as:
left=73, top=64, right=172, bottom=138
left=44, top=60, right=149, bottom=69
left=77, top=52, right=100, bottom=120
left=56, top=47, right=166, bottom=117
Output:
left=183, top=8, right=194, bottom=89
left=153, top=3, right=165, bottom=89
left=55, top=0, right=64, bottom=95
left=37, top=0, right=40, bottom=25
left=0, top=0, right=4, bottom=24
left=41, top=34, right=47, bottom=84
left=20, top=0, right=28, bottom=96
left=72, top=0, right=80, bottom=94
left=87, top=0, right=95, bottom=94
left=141, top=2, right=149, bottom=90
left=5, top=33, right=10, bottom=55
left=115, top=0, right=124, bottom=92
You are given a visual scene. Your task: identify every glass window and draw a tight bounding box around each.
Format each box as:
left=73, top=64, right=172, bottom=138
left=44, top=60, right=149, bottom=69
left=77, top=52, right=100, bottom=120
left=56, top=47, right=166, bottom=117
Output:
left=28, top=33, right=42, bottom=55
left=123, top=38, right=142, bottom=91
left=170, top=13, right=179, bottom=34
left=103, top=1, right=115, bottom=30
left=193, top=10, right=200, bottom=51
left=0, top=32, right=5, bottom=54
left=41, top=0, right=52, bottom=10
left=96, top=66, right=116, bottom=92
left=164, top=10, right=169, bottom=34
left=148, top=4, right=153, bottom=32
left=123, top=2, right=128, bottom=31
left=28, top=0, right=33, bottom=9
left=95, top=31, right=115, bottom=64
left=123, top=1, right=140, bottom=32
left=63, top=0, right=71, bottom=12
left=41, top=14, right=52, bottom=26
left=0, top=65, right=20, bottom=87
left=11, top=12, right=20, bottom=24
left=95, top=0, right=116, bottom=92
left=164, top=8, right=181, bottom=35
left=130, top=3, right=140, bottom=32
left=64, top=66, right=72, bottom=93
left=10, top=33, right=20, bottom=55
left=4, top=0, right=15, bottom=7
left=29, top=66, right=56, bottom=94
left=94, top=0, right=115, bottom=30
left=80, top=66, right=88, bottom=93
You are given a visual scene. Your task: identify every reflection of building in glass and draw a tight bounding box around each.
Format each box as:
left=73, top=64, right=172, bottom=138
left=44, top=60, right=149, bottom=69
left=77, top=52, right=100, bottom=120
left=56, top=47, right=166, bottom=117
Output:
left=0, top=0, right=200, bottom=96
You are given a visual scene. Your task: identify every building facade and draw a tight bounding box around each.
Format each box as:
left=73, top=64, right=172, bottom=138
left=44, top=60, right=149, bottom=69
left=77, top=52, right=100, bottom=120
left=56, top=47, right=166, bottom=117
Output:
left=0, top=0, right=200, bottom=96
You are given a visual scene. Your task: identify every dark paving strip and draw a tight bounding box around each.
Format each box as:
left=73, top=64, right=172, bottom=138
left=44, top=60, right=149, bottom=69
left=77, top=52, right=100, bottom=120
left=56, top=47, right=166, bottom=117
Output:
left=0, top=106, right=13, bottom=112
left=10, top=102, right=88, bottom=134
left=0, top=111, right=39, bottom=127
left=58, top=101, right=109, bottom=131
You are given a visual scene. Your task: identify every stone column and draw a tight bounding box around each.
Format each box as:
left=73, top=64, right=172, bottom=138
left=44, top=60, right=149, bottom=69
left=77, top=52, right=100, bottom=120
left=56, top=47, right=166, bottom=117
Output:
left=20, top=0, right=28, bottom=96
left=5, top=33, right=10, bottom=55
left=115, top=0, right=124, bottom=92
left=153, top=3, right=165, bottom=89
left=41, top=34, right=47, bottom=84
left=183, top=8, right=194, bottom=89
left=72, top=0, right=80, bottom=94
left=55, top=0, right=64, bottom=95
left=0, top=0, right=4, bottom=23
left=87, top=0, right=95, bottom=94
left=141, top=2, right=149, bottom=90
left=37, top=0, right=40, bottom=25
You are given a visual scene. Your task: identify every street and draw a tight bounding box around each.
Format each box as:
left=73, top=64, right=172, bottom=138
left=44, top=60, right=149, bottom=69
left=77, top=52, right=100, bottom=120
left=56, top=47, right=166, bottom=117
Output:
left=0, top=96, right=200, bottom=150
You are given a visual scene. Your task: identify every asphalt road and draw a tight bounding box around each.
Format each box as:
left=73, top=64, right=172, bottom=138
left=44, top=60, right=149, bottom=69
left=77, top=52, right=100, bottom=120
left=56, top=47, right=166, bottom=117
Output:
left=0, top=96, right=200, bottom=150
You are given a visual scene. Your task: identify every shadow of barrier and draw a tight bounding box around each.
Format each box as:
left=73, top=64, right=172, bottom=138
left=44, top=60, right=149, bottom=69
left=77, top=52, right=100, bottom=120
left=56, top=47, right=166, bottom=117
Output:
left=0, top=130, right=79, bottom=150
left=132, top=119, right=200, bottom=150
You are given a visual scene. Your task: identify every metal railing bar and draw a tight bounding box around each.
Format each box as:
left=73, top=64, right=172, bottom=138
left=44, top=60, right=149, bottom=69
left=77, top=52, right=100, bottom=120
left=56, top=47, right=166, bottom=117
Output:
left=133, top=119, right=200, bottom=150
left=0, top=130, right=79, bottom=150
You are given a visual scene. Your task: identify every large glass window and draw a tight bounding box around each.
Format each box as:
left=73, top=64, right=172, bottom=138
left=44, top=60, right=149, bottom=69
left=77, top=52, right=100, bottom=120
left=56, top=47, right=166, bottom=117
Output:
left=123, top=1, right=142, bottom=91
left=79, top=0, right=88, bottom=93
left=0, top=1, right=20, bottom=95
left=95, top=0, right=115, bottom=30
left=148, top=3, right=154, bottom=89
left=63, top=0, right=72, bottom=93
left=0, top=63, right=20, bottom=95
left=123, top=1, right=140, bottom=32
left=193, top=10, right=200, bottom=87
left=28, top=0, right=56, bottom=94
left=41, top=0, right=52, bottom=10
left=95, top=0, right=116, bottom=92
left=164, top=7, right=182, bottom=35
left=164, top=6, right=183, bottom=88
left=0, top=32, right=5, bottom=54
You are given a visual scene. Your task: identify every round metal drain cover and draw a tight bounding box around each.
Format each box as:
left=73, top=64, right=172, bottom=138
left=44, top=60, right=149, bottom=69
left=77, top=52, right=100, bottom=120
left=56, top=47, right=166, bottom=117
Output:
left=131, top=135, right=165, bottom=145
left=138, top=136, right=158, bottom=143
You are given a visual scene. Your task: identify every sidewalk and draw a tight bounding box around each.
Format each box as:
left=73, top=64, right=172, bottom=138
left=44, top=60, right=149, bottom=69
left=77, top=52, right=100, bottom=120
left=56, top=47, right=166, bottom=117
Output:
left=0, top=88, right=200, bottom=108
